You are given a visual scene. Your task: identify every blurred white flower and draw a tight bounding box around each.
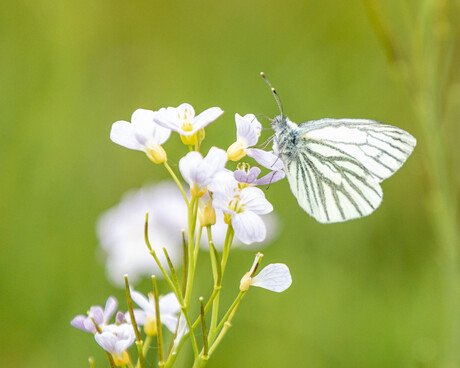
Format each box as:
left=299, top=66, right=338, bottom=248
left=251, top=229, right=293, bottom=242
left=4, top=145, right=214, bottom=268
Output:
left=96, top=183, right=183, bottom=287
left=126, top=289, right=181, bottom=335
left=71, top=296, right=118, bottom=334
left=179, top=147, right=227, bottom=197
left=110, top=109, right=171, bottom=163
left=240, top=253, right=292, bottom=293
left=153, top=103, right=223, bottom=145
left=210, top=171, right=273, bottom=244
left=95, top=323, right=135, bottom=361
left=97, top=181, right=280, bottom=287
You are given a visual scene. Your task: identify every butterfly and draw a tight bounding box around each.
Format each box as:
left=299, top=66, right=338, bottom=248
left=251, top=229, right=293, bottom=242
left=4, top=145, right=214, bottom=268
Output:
left=261, top=73, right=417, bottom=223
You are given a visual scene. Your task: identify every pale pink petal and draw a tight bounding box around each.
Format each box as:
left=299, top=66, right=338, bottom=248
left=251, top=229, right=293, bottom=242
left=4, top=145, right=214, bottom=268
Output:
left=251, top=263, right=292, bottom=292
left=95, top=331, right=118, bottom=353
left=110, top=121, right=144, bottom=151
left=254, top=170, right=285, bottom=185
left=90, top=306, right=104, bottom=325
left=153, top=107, right=183, bottom=132
left=124, top=309, right=147, bottom=325
left=232, top=211, right=266, bottom=244
left=239, top=187, right=273, bottom=214
left=192, top=107, right=224, bottom=131
left=202, top=147, right=227, bottom=175
left=248, top=149, right=284, bottom=170
left=103, top=296, right=118, bottom=323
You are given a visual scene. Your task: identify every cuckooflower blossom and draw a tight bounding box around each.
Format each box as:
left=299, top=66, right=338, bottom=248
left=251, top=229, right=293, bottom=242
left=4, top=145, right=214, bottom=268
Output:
left=126, top=289, right=181, bottom=335
left=239, top=253, right=292, bottom=293
left=179, top=147, right=227, bottom=197
left=234, top=165, right=285, bottom=187
left=153, top=103, right=223, bottom=146
left=71, top=296, right=118, bottom=334
left=227, top=114, right=285, bottom=173
left=95, top=323, right=135, bottom=365
left=96, top=183, right=182, bottom=287
left=210, top=171, right=273, bottom=244
left=110, top=109, right=171, bottom=164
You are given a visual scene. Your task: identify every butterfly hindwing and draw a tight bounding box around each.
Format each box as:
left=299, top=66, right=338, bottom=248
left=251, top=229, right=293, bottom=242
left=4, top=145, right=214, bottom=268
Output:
left=285, top=136, right=383, bottom=223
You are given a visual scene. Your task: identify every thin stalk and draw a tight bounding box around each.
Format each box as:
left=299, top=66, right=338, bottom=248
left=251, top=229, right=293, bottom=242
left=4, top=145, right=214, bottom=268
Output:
left=163, top=162, right=189, bottom=205
left=181, top=229, right=188, bottom=298
left=152, top=276, right=164, bottom=367
left=88, top=357, right=96, bottom=368
left=124, top=276, right=145, bottom=368
left=199, top=297, right=209, bottom=359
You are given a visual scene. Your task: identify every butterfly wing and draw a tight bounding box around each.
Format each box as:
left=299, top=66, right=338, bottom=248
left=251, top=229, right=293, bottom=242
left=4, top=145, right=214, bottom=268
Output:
left=282, top=118, right=416, bottom=223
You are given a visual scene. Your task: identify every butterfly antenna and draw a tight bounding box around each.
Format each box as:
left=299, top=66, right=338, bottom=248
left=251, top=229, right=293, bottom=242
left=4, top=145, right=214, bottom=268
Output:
left=260, top=72, right=284, bottom=118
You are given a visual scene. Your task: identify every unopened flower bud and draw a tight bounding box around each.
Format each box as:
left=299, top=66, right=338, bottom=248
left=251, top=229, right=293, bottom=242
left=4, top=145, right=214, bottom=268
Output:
left=239, top=272, right=252, bottom=291
left=227, top=140, right=247, bottom=161
left=146, top=144, right=167, bottom=164
left=198, top=195, right=216, bottom=226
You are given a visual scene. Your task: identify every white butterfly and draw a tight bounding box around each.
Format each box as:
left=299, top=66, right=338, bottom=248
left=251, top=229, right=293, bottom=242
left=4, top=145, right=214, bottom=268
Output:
left=261, top=73, right=417, bottom=223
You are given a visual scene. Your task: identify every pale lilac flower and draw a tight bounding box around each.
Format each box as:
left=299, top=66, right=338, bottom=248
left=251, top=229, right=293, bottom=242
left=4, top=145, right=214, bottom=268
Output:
left=179, top=147, right=227, bottom=197
left=96, top=183, right=182, bottom=287
left=71, top=296, right=118, bottom=334
left=126, top=289, right=181, bottom=335
left=110, top=109, right=171, bottom=163
left=153, top=103, right=223, bottom=145
left=95, top=323, right=136, bottom=354
left=234, top=165, right=285, bottom=186
left=240, top=253, right=292, bottom=293
left=210, top=171, right=273, bottom=244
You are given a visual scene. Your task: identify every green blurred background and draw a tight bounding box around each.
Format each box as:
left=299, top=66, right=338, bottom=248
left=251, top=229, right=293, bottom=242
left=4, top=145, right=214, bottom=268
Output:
left=1, top=0, right=458, bottom=367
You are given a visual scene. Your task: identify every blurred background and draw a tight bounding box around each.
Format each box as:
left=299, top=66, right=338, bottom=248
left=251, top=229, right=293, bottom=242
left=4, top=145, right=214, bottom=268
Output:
left=1, top=0, right=459, bottom=367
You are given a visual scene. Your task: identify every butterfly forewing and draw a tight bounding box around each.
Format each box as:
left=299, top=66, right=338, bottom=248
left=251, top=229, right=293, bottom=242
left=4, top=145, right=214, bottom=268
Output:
left=299, top=119, right=417, bottom=182
left=281, top=118, right=416, bottom=223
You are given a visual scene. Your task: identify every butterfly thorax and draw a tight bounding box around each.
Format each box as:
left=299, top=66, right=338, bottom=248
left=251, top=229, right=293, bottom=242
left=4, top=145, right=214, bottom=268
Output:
left=271, top=115, right=299, bottom=160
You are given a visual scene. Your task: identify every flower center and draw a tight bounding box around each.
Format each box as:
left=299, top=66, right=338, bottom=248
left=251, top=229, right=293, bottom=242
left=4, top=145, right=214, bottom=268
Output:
left=181, top=120, right=194, bottom=132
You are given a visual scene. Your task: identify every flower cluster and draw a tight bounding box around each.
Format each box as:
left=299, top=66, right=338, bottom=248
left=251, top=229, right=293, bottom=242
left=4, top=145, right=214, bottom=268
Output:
left=72, top=102, right=291, bottom=368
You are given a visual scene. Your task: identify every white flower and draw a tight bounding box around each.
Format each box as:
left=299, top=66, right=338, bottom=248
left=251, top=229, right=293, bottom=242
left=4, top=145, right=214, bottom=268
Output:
left=179, top=147, right=227, bottom=197
left=240, top=253, right=292, bottom=293
left=95, top=323, right=136, bottom=354
left=234, top=165, right=285, bottom=186
left=153, top=103, right=223, bottom=145
left=126, top=289, right=181, bottom=335
left=96, top=183, right=183, bottom=287
left=227, top=113, right=285, bottom=172
left=110, top=109, right=171, bottom=163
left=71, top=296, right=118, bottom=334
left=210, top=171, right=273, bottom=244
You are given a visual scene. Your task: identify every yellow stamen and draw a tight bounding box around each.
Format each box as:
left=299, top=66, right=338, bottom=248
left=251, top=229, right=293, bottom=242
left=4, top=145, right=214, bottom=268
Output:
left=144, top=314, right=157, bottom=336
left=112, top=351, right=130, bottom=366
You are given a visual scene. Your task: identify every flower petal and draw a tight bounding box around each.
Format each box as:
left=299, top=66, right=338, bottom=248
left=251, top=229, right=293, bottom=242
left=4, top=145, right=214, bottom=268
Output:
left=179, top=151, right=204, bottom=185
left=124, top=309, right=147, bottom=325
left=239, top=187, right=273, bottom=214
left=110, top=121, right=144, bottom=151
left=192, top=107, right=224, bottom=131
left=161, top=315, right=179, bottom=334
left=153, top=107, right=183, bottom=133
left=235, top=114, right=261, bottom=147
left=103, top=296, right=118, bottom=323
left=130, top=288, right=154, bottom=314
left=248, top=149, right=284, bottom=171
left=232, top=211, right=266, bottom=244
left=159, top=292, right=181, bottom=316
left=71, top=315, right=95, bottom=333
left=202, top=147, right=227, bottom=176
left=251, top=263, right=292, bottom=292
left=254, top=170, right=285, bottom=185
left=90, top=306, right=104, bottom=325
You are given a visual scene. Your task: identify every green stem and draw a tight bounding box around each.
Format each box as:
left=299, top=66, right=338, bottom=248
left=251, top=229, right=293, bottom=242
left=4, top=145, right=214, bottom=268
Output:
left=163, top=162, right=189, bottom=205
left=152, top=276, right=164, bottom=366
left=124, top=276, right=145, bottom=368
